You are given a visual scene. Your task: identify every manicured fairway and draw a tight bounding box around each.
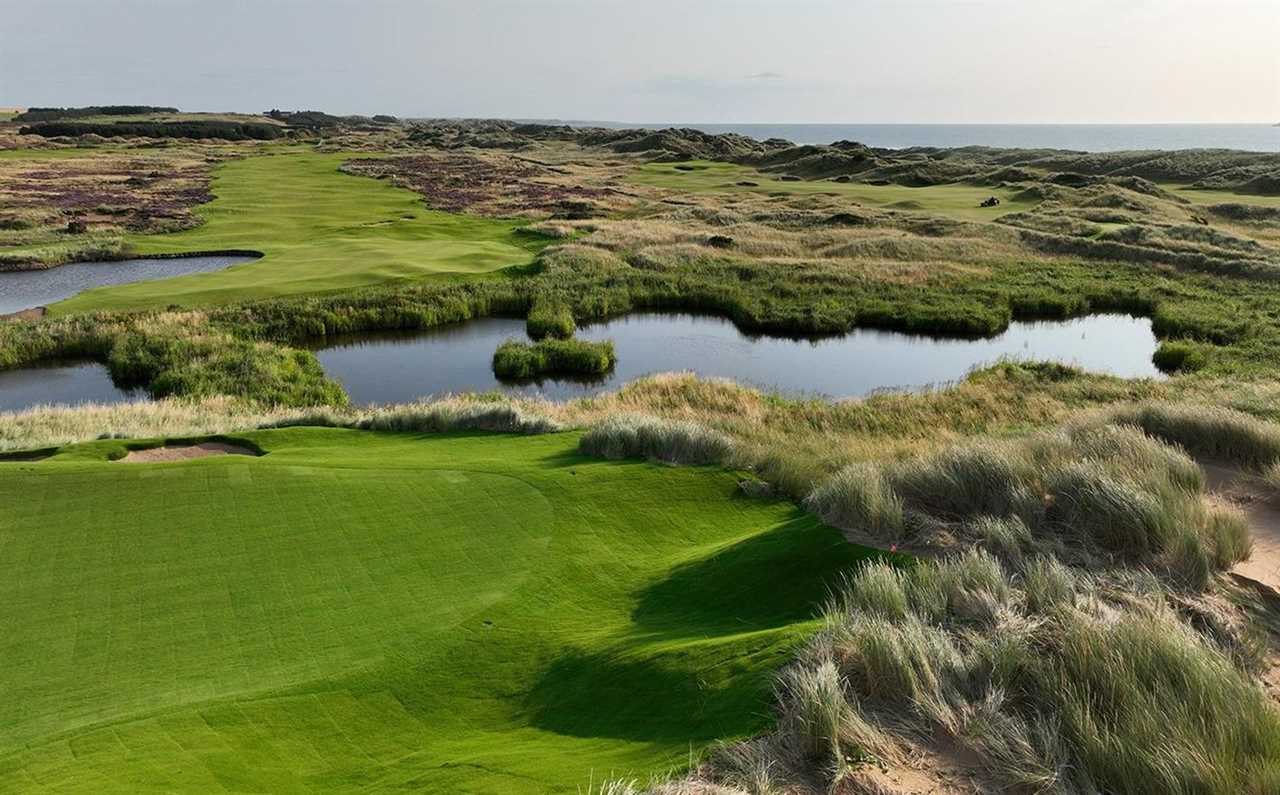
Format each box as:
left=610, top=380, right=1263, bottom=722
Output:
left=629, top=160, right=1037, bottom=220
left=1169, top=184, right=1280, bottom=208
left=0, top=429, right=876, bottom=792
left=50, top=151, right=541, bottom=315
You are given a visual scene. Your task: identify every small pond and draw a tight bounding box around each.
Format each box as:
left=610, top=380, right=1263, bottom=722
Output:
left=0, top=254, right=258, bottom=315
left=313, top=312, right=1164, bottom=405
left=0, top=361, right=142, bottom=413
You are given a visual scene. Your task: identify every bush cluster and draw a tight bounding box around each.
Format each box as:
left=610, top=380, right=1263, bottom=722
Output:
left=491, top=338, right=615, bottom=381
left=1152, top=340, right=1208, bottom=373
left=14, top=106, right=178, bottom=122
left=19, top=121, right=283, bottom=141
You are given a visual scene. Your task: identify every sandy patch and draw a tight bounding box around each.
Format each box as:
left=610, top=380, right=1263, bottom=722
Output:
left=846, top=746, right=990, bottom=794
left=119, top=441, right=256, bottom=463
left=1204, top=462, right=1280, bottom=591
left=0, top=306, right=45, bottom=322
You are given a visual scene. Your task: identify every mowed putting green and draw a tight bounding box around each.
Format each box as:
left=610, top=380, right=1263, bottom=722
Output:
left=630, top=160, right=1038, bottom=220
left=50, top=151, right=541, bottom=315
left=0, top=429, right=877, bottom=792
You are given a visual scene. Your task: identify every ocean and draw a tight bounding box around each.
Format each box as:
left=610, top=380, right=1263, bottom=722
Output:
left=553, top=122, right=1280, bottom=153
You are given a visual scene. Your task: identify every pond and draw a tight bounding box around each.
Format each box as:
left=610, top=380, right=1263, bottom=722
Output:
left=313, top=312, right=1164, bottom=405
left=0, top=361, right=142, bottom=413
left=0, top=254, right=258, bottom=315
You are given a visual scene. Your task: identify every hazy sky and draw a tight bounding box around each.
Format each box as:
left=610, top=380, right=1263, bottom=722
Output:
left=3, top=0, right=1277, bottom=123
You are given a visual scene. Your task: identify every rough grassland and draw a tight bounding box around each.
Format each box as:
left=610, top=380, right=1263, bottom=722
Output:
left=628, top=160, right=1039, bottom=220
left=0, top=428, right=877, bottom=792
left=49, top=151, right=541, bottom=315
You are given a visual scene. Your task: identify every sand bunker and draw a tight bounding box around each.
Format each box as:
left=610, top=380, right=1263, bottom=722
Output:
left=1204, top=462, right=1280, bottom=592
left=119, top=441, right=257, bottom=463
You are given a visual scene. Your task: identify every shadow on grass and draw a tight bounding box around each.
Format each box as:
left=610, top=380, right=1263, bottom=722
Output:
left=523, top=631, right=797, bottom=743
left=525, top=513, right=892, bottom=743
left=632, top=512, right=885, bottom=634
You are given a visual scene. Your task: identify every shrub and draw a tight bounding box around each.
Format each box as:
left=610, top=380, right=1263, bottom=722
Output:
left=1152, top=340, right=1207, bottom=373
left=19, top=120, right=283, bottom=140
left=525, top=301, right=576, bottom=340
left=491, top=338, right=615, bottom=380
left=14, top=105, right=178, bottom=122
left=578, top=414, right=733, bottom=465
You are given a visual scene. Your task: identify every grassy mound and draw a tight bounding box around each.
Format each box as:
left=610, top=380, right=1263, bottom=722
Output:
left=0, top=428, right=879, bottom=791
left=50, top=151, right=543, bottom=314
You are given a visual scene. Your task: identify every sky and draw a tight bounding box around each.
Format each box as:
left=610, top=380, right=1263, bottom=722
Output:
left=2, top=0, right=1277, bottom=124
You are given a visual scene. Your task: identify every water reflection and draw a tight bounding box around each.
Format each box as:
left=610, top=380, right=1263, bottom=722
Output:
left=0, top=254, right=258, bottom=315
left=0, top=361, right=141, bottom=413
left=313, top=312, right=1163, bottom=406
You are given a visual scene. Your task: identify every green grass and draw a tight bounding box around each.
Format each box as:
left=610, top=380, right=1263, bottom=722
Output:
left=1170, top=184, right=1280, bottom=208
left=48, top=151, right=543, bottom=315
left=629, top=160, right=1039, bottom=220
left=492, top=337, right=617, bottom=380
left=0, top=428, right=878, bottom=792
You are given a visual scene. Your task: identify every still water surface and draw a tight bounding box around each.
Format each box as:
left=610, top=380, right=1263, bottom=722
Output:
left=0, top=255, right=257, bottom=315
left=0, top=361, right=142, bottom=412
left=314, top=312, right=1163, bottom=406
left=0, top=312, right=1162, bottom=413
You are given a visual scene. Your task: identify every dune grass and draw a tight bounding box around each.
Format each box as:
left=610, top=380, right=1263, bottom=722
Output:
left=579, top=413, right=735, bottom=465
left=628, top=549, right=1280, bottom=795
left=0, top=427, right=882, bottom=792
left=807, top=422, right=1247, bottom=587
left=810, top=554, right=1280, bottom=794
left=47, top=150, right=543, bottom=315
left=629, top=160, right=1040, bottom=221
left=1106, top=401, right=1280, bottom=470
